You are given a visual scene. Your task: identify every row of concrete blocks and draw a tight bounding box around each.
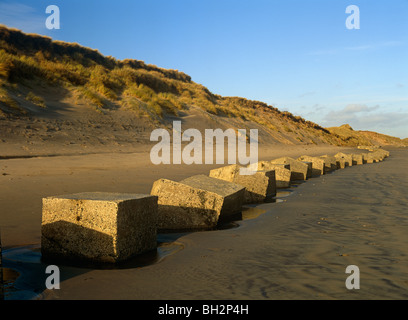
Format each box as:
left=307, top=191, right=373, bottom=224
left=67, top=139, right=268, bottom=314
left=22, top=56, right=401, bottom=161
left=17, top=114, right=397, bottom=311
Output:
left=41, top=149, right=389, bottom=264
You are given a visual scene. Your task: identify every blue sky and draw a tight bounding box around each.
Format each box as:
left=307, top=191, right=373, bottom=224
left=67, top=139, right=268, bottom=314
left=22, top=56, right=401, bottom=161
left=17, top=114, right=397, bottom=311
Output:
left=1, top=0, right=407, bottom=138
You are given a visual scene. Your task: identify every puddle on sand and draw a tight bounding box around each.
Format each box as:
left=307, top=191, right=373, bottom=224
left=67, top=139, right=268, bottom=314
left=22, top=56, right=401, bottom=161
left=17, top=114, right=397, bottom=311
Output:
left=2, top=240, right=184, bottom=271
left=276, top=190, right=293, bottom=197
left=218, top=189, right=294, bottom=223
left=239, top=194, right=288, bottom=221
left=241, top=206, right=267, bottom=220
left=0, top=239, right=184, bottom=299
left=289, top=180, right=307, bottom=188
left=1, top=267, right=20, bottom=299
left=216, top=220, right=241, bottom=230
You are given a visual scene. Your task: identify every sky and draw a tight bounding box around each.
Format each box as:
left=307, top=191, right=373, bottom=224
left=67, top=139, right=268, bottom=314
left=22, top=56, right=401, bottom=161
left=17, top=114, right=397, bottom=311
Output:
left=0, top=0, right=407, bottom=138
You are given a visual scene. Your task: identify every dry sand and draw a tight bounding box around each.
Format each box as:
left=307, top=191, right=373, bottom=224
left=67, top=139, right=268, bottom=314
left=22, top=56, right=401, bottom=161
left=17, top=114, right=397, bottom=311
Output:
left=1, top=144, right=408, bottom=300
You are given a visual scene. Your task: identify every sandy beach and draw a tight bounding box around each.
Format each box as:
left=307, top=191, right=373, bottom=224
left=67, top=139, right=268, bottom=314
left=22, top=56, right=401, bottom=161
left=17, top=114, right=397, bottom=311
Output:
left=1, top=4, right=407, bottom=305
left=1, top=144, right=407, bottom=300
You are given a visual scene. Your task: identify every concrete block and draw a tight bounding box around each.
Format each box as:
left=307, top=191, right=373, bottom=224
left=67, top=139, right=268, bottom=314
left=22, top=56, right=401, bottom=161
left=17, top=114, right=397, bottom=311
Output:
left=209, top=164, right=276, bottom=203
left=371, top=149, right=388, bottom=161
left=364, top=151, right=382, bottom=162
left=372, top=154, right=383, bottom=162
left=358, top=145, right=376, bottom=151
left=320, top=155, right=337, bottom=172
left=336, top=158, right=347, bottom=169
left=41, top=192, right=158, bottom=264
left=270, top=157, right=308, bottom=181
left=297, top=156, right=325, bottom=176
left=335, top=152, right=353, bottom=167
left=247, top=161, right=291, bottom=188
left=151, top=175, right=245, bottom=231
left=362, top=153, right=375, bottom=164
left=358, top=145, right=383, bottom=152
left=301, top=161, right=313, bottom=178
left=377, top=149, right=390, bottom=158
left=352, top=154, right=364, bottom=165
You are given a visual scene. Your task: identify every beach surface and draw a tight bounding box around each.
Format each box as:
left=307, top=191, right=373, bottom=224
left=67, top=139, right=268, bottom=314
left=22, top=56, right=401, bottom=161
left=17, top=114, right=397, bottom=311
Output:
left=1, top=145, right=408, bottom=300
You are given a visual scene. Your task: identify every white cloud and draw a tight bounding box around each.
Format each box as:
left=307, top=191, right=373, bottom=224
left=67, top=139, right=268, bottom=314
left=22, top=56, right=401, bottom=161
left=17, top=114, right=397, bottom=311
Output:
left=297, top=91, right=316, bottom=98
left=324, top=104, right=379, bottom=122
left=345, top=44, right=373, bottom=51
left=0, top=2, right=46, bottom=33
left=322, top=104, right=408, bottom=138
left=343, top=104, right=380, bottom=113
left=309, top=41, right=404, bottom=56
left=309, top=48, right=338, bottom=56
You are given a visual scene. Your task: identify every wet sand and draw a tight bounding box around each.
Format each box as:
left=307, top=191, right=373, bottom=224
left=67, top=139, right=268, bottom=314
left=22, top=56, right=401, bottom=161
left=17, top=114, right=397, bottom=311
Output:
left=1, top=145, right=408, bottom=299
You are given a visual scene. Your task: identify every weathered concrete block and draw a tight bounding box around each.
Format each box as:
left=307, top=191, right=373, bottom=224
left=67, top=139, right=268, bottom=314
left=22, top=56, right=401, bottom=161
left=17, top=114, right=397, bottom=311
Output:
left=335, top=152, right=353, bottom=167
left=362, top=153, right=374, bottom=164
left=377, top=149, right=390, bottom=158
left=358, top=145, right=377, bottom=151
left=297, top=156, right=325, bottom=176
left=358, top=145, right=371, bottom=151
left=362, top=151, right=386, bottom=163
left=247, top=161, right=290, bottom=171
left=247, top=161, right=291, bottom=188
left=320, top=155, right=337, bottom=172
left=301, top=161, right=313, bottom=178
left=270, top=157, right=308, bottom=181
left=180, top=175, right=245, bottom=217
left=371, top=150, right=387, bottom=161
left=372, top=154, right=382, bottom=162
left=352, top=154, right=364, bottom=165
left=151, top=175, right=245, bottom=231
left=336, top=158, right=346, bottom=169
left=41, top=192, right=158, bottom=264
left=358, top=145, right=383, bottom=152
left=378, top=149, right=389, bottom=158
left=209, top=164, right=276, bottom=204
